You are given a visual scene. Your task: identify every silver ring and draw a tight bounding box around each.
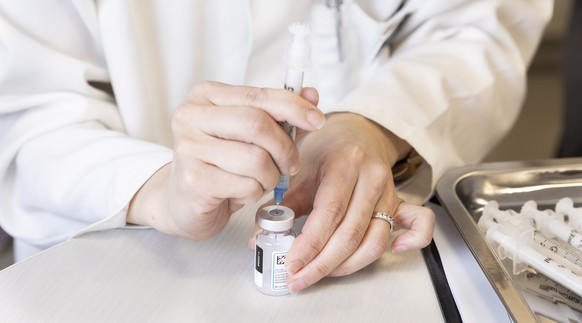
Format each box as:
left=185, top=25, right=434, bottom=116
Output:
left=372, top=212, right=395, bottom=232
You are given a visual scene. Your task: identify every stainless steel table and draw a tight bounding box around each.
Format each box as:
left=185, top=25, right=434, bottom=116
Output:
left=0, top=204, right=443, bottom=322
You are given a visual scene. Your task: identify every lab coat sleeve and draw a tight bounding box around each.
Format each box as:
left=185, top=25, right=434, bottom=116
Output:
left=0, top=3, right=172, bottom=251
left=334, top=0, right=553, bottom=197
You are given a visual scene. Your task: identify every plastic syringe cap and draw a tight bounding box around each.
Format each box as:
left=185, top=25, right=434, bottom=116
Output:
left=284, top=22, right=312, bottom=70
left=257, top=205, right=295, bottom=232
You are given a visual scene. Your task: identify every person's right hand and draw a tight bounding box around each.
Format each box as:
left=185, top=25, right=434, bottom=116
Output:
left=127, top=81, right=325, bottom=239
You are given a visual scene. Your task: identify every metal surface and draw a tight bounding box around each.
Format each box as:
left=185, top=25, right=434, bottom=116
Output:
left=435, top=157, right=582, bottom=322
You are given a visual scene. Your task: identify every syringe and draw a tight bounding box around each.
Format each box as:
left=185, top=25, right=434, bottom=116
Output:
left=521, top=201, right=582, bottom=254
left=513, top=271, right=582, bottom=315
left=273, top=22, right=312, bottom=206
left=482, top=201, right=582, bottom=273
left=556, top=197, right=582, bottom=231
left=534, top=230, right=582, bottom=269
left=485, top=223, right=582, bottom=296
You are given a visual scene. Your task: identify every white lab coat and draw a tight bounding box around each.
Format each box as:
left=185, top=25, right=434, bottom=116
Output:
left=0, top=0, right=552, bottom=259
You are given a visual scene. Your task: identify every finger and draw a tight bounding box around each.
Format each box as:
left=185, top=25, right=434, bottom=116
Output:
left=283, top=158, right=359, bottom=277
left=175, top=158, right=265, bottom=210
left=286, top=160, right=388, bottom=292
left=175, top=104, right=300, bottom=177
left=248, top=224, right=260, bottom=250
left=186, top=135, right=280, bottom=192
left=390, top=203, right=435, bottom=253
left=188, top=81, right=325, bottom=130
left=300, top=87, right=319, bottom=106
left=296, top=87, right=321, bottom=142
left=328, top=215, right=391, bottom=276
left=328, top=188, right=400, bottom=276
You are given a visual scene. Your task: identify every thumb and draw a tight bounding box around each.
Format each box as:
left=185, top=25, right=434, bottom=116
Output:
left=391, top=203, right=435, bottom=253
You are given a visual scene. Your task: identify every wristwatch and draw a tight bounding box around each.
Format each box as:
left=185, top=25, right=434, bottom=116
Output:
left=392, top=149, right=423, bottom=183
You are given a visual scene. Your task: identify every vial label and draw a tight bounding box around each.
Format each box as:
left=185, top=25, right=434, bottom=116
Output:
left=272, top=251, right=288, bottom=291
left=254, top=245, right=264, bottom=288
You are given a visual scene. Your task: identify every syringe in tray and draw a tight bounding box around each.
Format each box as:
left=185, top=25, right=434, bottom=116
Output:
left=514, top=271, right=582, bottom=314
left=514, top=271, right=582, bottom=322
left=478, top=199, right=582, bottom=297
left=521, top=200, right=582, bottom=254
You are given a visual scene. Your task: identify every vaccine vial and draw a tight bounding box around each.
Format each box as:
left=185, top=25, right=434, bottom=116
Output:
left=254, top=205, right=296, bottom=296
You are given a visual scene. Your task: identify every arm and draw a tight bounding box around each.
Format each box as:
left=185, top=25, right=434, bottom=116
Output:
left=280, top=0, right=553, bottom=292
left=0, top=2, right=172, bottom=254
left=338, top=0, right=553, bottom=187
left=0, top=2, right=326, bottom=256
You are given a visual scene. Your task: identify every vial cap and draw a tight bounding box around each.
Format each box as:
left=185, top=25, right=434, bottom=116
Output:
left=257, top=205, right=295, bottom=232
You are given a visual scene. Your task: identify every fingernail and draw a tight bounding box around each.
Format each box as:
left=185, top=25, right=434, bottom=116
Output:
left=285, top=259, right=304, bottom=275
left=392, top=244, right=408, bottom=254
left=307, top=109, right=325, bottom=129
left=287, top=278, right=307, bottom=293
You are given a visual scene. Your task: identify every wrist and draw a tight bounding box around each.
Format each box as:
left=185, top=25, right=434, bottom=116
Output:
left=127, top=163, right=171, bottom=228
left=327, top=112, right=410, bottom=165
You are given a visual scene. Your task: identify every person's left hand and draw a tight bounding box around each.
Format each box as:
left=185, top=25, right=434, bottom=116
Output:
left=249, top=112, right=435, bottom=293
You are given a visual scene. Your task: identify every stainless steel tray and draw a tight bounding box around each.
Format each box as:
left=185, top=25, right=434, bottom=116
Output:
left=435, top=157, right=582, bottom=322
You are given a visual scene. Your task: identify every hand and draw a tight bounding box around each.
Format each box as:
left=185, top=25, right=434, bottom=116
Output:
left=251, top=113, right=435, bottom=292
left=127, top=81, right=325, bottom=240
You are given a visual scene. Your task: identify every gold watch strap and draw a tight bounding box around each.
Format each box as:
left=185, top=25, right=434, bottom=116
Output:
left=392, top=149, right=423, bottom=183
